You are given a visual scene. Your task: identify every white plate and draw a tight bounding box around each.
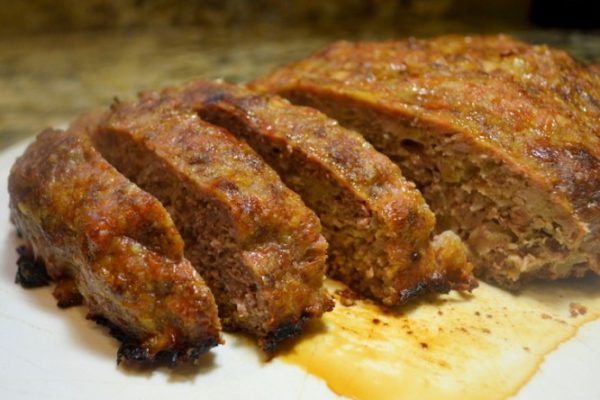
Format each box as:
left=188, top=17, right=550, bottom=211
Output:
left=0, top=140, right=598, bottom=400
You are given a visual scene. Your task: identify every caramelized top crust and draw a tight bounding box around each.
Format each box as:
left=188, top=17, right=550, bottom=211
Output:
left=252, top=35, right=600, bottom=221
left=162, top=80, right=432, bottom=237
left=8, top=126, right=222, bottom=360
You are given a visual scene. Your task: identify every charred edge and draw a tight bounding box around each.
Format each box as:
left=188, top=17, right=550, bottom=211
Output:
left=117, top=338, right=218, bottom=368
left=14, top=245, right=51, bottom=288
left=398, top=274, right=451, bottom=304
left=56, top=293, right=84, bottom=308
left=53, top=279, right=85, bottom=308
left=92, top=316, right=217, bottom=367
left=260, top=313, right=312, bottom=353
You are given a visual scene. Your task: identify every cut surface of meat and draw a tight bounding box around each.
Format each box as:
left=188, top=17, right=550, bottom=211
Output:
left=8, top=123, right=222, bottom=365
left=157, top=80, right=476, bottom=305
left=92, top=96, right=333, bottom=351
left=252, top=34, right=600, bottom=288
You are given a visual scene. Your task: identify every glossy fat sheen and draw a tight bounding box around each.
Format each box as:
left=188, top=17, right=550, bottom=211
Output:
left=94, top=97, right=332, bottom=350
left=253, top=35, right=600, bottom=286
left=8, top=126, right=222, bottom=364
left=159, top=80, right=476, bottom=305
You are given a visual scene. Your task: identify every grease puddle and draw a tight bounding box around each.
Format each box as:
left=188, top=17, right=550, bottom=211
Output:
left=281, top=277, right=600, bottom=400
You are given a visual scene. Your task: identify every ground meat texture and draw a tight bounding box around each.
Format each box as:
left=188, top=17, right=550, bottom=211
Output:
left=156, top=80, right=476, bottom=306
left=92, top=96, right=332, bottom=351
left=252, top=35, right=600, bottom=289
left=8, top=124, right=222, bottom=365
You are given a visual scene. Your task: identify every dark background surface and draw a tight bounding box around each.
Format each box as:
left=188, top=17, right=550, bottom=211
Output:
left=0, top=1, right=534, bottom=35
left=1, top=0, right=599, bottom=149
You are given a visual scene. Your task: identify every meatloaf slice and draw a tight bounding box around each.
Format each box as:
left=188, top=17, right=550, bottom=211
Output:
left=156, top=80, right=476, bottom=306
left=91, top=96, right=332, bottom=351
left=252, top=34, right=600, bottom=288
left=8, top=123, right=222, bottom=365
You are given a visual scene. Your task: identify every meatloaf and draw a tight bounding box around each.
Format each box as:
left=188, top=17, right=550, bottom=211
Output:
left=91, top=96, right=333, bottom=351
left=252, top=34, right=600, bottom=288
left=157, top=80, right=476, bottom=306
left=8, top=122, right=222, bottom=365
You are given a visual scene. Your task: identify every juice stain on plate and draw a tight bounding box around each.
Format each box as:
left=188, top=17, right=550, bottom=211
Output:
left=280, top=277, right=600, bottom=400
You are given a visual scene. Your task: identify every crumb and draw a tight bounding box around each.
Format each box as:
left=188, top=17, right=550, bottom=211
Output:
left=541, top=313, right=552, bottom=320
left=569, top=302, right=587, bottom=317
left=339, top=297, right=355, bottom=307
left=474, top=311, right=481, bottom=316
left=420, top=342, right=429, bottom=349
left=437, top=310, right=444, bottom=316
left=481, top=328, right=491, bottom=334
left=335, top=289, right=358, bottom=307
left=372, top=318, right=381, bottom=325
left=523, top=346, right=530, bottom=352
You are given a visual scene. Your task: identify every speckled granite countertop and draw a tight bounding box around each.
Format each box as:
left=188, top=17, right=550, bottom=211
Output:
left=2, top=26, right=600, bottom=150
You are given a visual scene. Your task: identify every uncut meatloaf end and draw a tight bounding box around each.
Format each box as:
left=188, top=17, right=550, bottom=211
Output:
left=252, top=35, right=600, bottom=288
left=8, top=123, right=222, bottom=365
left=156, top=80, right=476, bottom=306
left=91, top=96, right=333, bottom=351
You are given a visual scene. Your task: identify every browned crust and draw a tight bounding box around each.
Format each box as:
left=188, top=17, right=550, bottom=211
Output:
left=92, top=96, right=333, bottom=350
left=252, top=35, right=600, bottom=286
left=8, top=125, right=222, bottom=365
left=252, top=34, right=600, bottom=224
left=155, top=80, right=476, bottom=305
left=252, top=35, right=600, bottom=209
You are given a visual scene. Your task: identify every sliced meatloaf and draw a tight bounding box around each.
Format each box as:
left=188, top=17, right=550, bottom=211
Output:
left=155, top=80, right=476, bottom=306
left=8, top=123, right=222, bottom=365
left=252, top=34, right=600, bottom=288
left=91, top=96, right=333, bottom=351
